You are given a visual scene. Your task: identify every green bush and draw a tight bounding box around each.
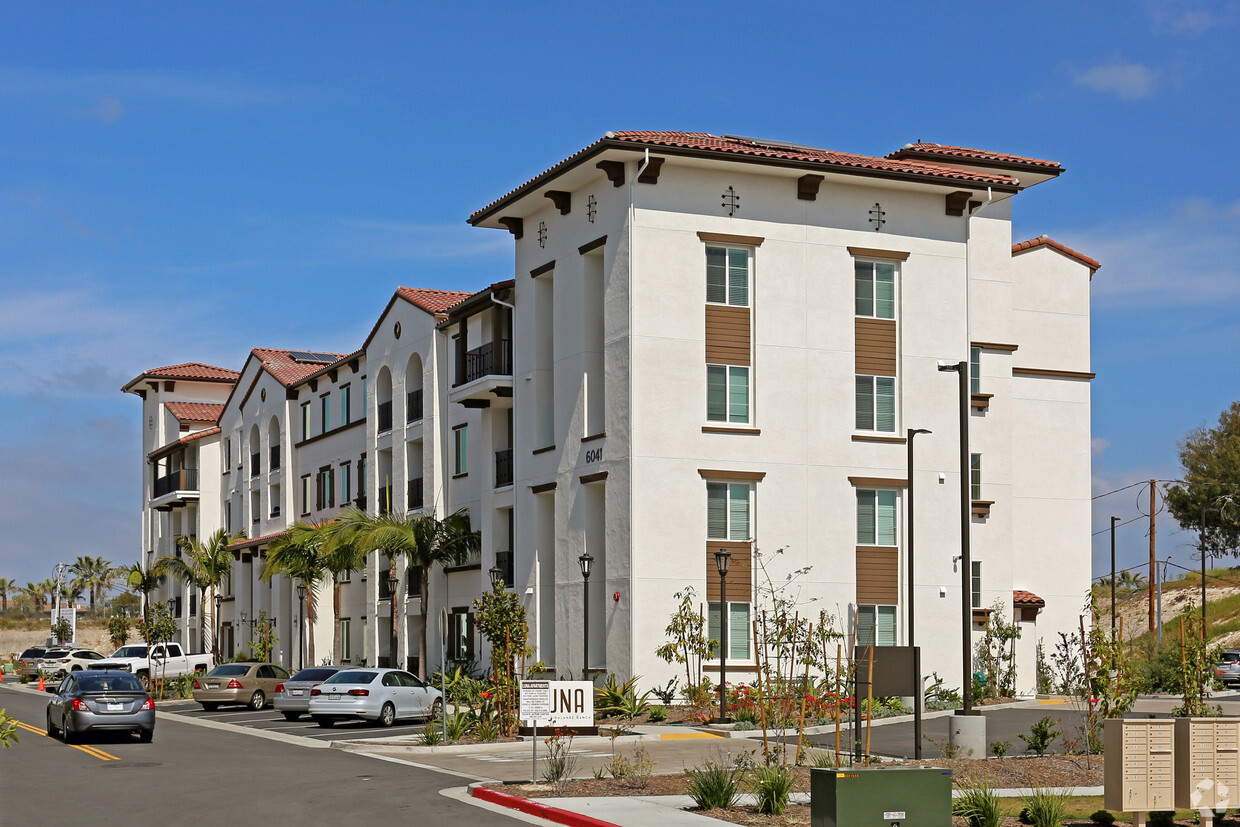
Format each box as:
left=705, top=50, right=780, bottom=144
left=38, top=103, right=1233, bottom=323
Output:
left=752, top=763, right=796, bottom=815
left=595, top=674, right=651, bottom=719
left=990, top=740, right=1011, bottom=759
left=1018, top=716, right=1061, bottom=756
left=685, top=759, right=742, bottom=810
left=1088, top=809, right=1116, bottom=826
left=733, top=720, right=756, bottom=731
left=1148, top=812, right=1175, bottom=827
left=647, top=704, right=667, bottom=722
left=1021, top=787, right=1069, bottom=827
left=953, top=782, right=1002, bottom=827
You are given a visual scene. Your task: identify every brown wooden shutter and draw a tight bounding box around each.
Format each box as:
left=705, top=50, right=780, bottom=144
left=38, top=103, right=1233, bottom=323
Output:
left=855, top=318, right=897, bottom=376
left=706, top=540, right=753, bottom=602
left=705, top=305, right=751, bottom=366
left=856, top=546, right=898, bottom=604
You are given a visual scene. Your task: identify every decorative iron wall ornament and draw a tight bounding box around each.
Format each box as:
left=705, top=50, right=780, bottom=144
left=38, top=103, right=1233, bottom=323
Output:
left=586, top=194, right=597, bottom=224
left=721, top=186, right=740, bottom=217
left=538, top=221, right=548, bottom=248
left=868, top=202, right=886, bottom=231
left=394, top=321, right=401, bottom=339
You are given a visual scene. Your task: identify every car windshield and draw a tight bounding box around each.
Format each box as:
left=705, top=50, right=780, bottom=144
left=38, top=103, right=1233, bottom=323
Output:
left=322, top=670, right=377, bottom=685
left=19, top=648, right=45, bottom=659
left=1222, top=653, right=1240, bottom=663
left=79, top=674, right=144, bottom=693
left=111, top=646, right=148, bottom=658
left=207, top=665, right=251, bottom=677
left=41, top=651, right=70, bottom=659
left=291, top=668, right=339, bottom=682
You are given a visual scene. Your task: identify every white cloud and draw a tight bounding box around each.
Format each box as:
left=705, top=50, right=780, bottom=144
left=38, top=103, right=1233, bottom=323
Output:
left=81, top=95, right=124, bottom=124
left=1092, top=437, right=1111, bottom=457
left=1147, top=2, right=1235, bottom=34
left=1073, top=62, right=1160, bottom=100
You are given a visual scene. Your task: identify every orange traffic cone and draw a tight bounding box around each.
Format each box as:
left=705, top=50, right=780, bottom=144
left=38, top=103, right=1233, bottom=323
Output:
left=37, top=675, right=45, bottom=691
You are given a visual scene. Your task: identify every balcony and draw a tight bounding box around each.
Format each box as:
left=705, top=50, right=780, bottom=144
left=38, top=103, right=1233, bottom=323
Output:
left=406, top=389, right=423, bottom=423
left=250, top=453, right=260, bottom=478
left=449, top=339, right=513, bottom=408
left=377, top=401, right=393, bottom=432
left=153, top=468, right=199, bottom=501
left=407, top=477, right=424, bottom=510
left=270, top=445, right=281, bottom=471
left=494, top=448, right=513, bottom=488
left=377, top=486, right=392, bottom=515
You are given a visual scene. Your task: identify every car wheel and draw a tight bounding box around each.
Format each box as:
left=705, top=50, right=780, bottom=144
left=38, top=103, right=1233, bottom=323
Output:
left=428, top=698, right=443, bottom=721
left=138, top=729, right=153, bottom=744
left=137, top=673, right=152, bottom=692
left=200, top=702, right=219, bottom=711
left=314, top=716, right=335, bottom=728
left=282, top=711, right=300, bottom=722
left=71, top=665, right=82, bottom=672
left=62, top=719, right=74, bottom=745
left=248, top=691, right=265, bottom=711
left=378, top=702, right=396, bottom=728
left=45, top=712, right=57, bottom=738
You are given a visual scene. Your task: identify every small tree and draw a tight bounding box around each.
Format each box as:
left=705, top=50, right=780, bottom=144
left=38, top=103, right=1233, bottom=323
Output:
left=136, top=602, right=177, bottom=698
left=107, top=616, right=131, bottom=651
left=51, top=618, right=72, bottom=645
left=473, top=579, right=530, bottom=736
left=656, top=586, right=717, bottom=700
left=250, top=611, right=278, bottom=662
left=974, top=602, right=1020, bottom=699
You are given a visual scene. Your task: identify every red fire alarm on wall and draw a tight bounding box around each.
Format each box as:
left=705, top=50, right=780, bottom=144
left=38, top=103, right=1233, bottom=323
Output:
left=613, top=591, right=620, bottom=602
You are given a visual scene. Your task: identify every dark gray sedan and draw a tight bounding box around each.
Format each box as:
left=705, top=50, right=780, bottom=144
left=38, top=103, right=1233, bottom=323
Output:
left=45, top=670, right=155, bottom=743
left=273, top=666, right=344, bottom=721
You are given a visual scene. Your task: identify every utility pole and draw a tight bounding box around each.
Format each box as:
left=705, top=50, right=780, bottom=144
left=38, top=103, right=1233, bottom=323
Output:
left=1110, top=516, right=1119, bottom=647
left=1148, top=480, right=1156, bottom=634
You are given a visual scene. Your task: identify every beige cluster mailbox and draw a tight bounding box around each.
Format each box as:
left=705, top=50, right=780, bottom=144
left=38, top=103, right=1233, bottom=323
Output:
left=1175, top=718, right=1239, bottom=810
left=1104, top=719, right=1174, bottom=814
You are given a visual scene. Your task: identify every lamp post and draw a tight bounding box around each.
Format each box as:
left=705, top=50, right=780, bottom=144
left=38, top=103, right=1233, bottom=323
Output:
left=489, top=564, right=503, bottom=592
left=938, top=359, right=974, bottom=715
left=296, top=583, right=307, bottom=671
left=713, top=548, right=731, bottom=724
left=213, top=593, right=223, bottom=665
left=387, top=569, right=399, bottom=669
left=579, top=552, right=594, bottom=682
left=907, top=427, right=931, bottom=758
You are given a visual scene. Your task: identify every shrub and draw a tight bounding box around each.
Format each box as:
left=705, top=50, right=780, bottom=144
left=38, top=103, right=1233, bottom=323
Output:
left=1088, top=810, right=1116, bottom=826
left=1021, top=787, right=1069, bottom=827
left=952, top=782, right=1002, bottom=827
left=648, top=705, right=667, bottom=723
left=420, top=724, right=443, bottom=746
left=595, top=674, right=651, bottom=719
left=752, top=763, right=796, bottom=815
left=650, top=678, right=679, bottom=705
left=685, top=758, right=742, bottom=810
left=731, top=704, right=759, bottom=724
left=604, top=745, right=655, bottom=789
left=733, top=720, right=756, bottom=731
left=1148, top=812, right=1175, bottom=827
left=1018, top=716, right=1061, bottom=756
left=541, top=732, right=578, bottom=788
left=442, top=708, right=474, bottom=742
left=990, top=740, right=1011, bottom=759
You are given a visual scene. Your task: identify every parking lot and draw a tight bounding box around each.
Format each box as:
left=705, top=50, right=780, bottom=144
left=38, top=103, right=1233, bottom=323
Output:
left=160, top=699, right=432, bottom=743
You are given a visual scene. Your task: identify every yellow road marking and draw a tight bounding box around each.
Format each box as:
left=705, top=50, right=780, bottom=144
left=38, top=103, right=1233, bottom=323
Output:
left=660, top=732, right=724, bottom=739
left=14, top=720, right=119, bottom=760
left=1037, top=699, right=1067, bottom=705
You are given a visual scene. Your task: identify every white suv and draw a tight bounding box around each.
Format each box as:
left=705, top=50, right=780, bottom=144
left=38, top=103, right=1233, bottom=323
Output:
left=37, top=648, right=108, bottom=678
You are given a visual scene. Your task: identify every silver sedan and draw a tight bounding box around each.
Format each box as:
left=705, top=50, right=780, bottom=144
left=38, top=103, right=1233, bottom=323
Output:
left=45, top=670, right=155, bottom=743
left=274, top=666, right=344, bottom=721
left=308, top=668, right=442, bottom=728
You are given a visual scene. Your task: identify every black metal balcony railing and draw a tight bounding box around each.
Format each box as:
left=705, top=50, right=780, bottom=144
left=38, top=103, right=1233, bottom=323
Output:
left=270, top=444, right=281, bottom=470
left=495, top=551, right=514, bottom=588
left=378, top=486, right=392, bottom=515
left=407, top=477, right=424, bottom=510
left=494, top=448, right=513, bottom=488
left=377, top=401, right=393, bottom=432
left=250, top=453, right=260, bottom=478
left=154, top=468, right=199, bottom=498
left=406, top=389, right=423, bottom=423
left=463, top=339, right=513, bottom=384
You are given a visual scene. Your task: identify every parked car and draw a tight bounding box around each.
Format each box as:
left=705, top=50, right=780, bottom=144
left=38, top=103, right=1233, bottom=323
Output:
left=36, top=648, right=108, bottom=679
left=308, top=668, right=442, bottom=728
left=93, top=643, right=213, bottom=688
left=16, top=646, right=52, bottom=678
left=274, top=666, right=344, bottom=721
left=192, top=662, right=291, bottom=710
left=1216, top=650, right=1240, bottom=687
left=45, top=669, right=155, bottom=743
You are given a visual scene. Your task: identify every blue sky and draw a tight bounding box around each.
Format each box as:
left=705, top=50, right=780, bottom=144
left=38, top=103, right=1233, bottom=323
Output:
left=1, top=1, right=1237, bottom=590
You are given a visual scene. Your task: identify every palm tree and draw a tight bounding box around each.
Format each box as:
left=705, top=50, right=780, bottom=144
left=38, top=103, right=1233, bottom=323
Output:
left=69, top=555, right=120, bottom=615
left=0, top=577, right=14, bottom=614
left=332, top=506, right=479, bottom=678
left=264, top=521, right=366, bottom=669
left=21, top=582, right=45, bottom=611
left=155, top=529, right=241, bottom=660
left=125, top=563, right=165, bottom=623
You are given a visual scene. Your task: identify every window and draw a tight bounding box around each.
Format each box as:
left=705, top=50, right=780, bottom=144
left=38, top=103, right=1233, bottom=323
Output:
left=707, top=365, right=750, bottom=424
left=971, top=453, right=982, bottom=501
left=223, top=438, right=231, bottom=470
left=707, top=601, right=751, bottom=660
left=341, top=462, right=352, bottom=505
left=300, top=475, right=312, bottom=516
left=707, top=482, right=750, bottom=540
left=316, top=466, right=335, bottom=510
left=320, top=393, right=331, bottom=433
left=855, top=375, right=896, bottom=432
left=970, top=347, right=981, bottom=395
left=856, top=604, right=897, bottom=647
left=361, top=376, right=367, bottom=417
left=706, top=246, right=749, bottom=307
left=358, top=454, right=367, bottom=499
left=854, top=261, right=896, bottom=319
left=972, top=561, right=982, bottom=609
left=340, top=619, right=351, bottom=662
left=341, top=384, right=351, bottom=426
left=300, top=403, right=310, bottom=441
left=856, top=489, right=897, bottom=546
left=337, top=568, right=351, bottom=584
left=454, top=426, right=468, bottom=476
left=448, top=609, right=474, bottom=660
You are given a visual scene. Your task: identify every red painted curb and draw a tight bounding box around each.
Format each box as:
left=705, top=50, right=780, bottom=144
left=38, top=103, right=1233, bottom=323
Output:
left=470, top=785, right=620, bottom=827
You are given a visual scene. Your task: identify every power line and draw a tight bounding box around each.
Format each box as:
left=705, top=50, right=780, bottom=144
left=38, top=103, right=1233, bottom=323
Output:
left=1093, top=480, right=1149, bottom=500
left=1092, top=515, right=1145, bottom=536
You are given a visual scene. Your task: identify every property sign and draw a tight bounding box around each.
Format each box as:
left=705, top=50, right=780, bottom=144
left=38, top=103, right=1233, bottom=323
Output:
left=519, top=680, right=594, bottom=728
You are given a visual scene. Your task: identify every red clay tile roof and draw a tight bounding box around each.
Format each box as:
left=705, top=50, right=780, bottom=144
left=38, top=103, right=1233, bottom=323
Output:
left=226, top=530, right=288, bottom=552
left=1012, top=235, right=1101, bottom=273
left=252, top=348, right=348, bottom=387
left=143, top=362, right=240, bottom=381
left=1013, top=590, right=1046, bottom=608
left=397, top=287, right=475, bottom=315
left=887, top=143, right=1062, bottom=170
left=164, top=402, right=224, bottom=423
left=146, top=426, right=221, bottom=459
left=470, top=131, right=1021, bottom=224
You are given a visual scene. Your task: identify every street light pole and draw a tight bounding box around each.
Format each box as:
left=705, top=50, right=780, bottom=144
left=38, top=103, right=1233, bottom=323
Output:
left=938, top=360, right=973, bottom=715
left=713, top=548, right=732, bottom=725
left=296, top=583, right=307, bottom=671
left=907, top=427, right=931, bottom=758
left=213, top=593, right=223, bottom=665
left=579, top=553, right=594, bottom=682
left=387, top=569, right=399, bottom=669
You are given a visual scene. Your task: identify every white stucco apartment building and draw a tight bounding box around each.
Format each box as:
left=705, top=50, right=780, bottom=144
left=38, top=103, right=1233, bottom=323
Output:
left=125, top=131, right=1097, bottom=696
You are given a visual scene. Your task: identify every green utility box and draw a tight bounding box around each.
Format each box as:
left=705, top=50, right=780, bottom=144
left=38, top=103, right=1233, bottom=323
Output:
left=811, top=767, right=953, bottom=827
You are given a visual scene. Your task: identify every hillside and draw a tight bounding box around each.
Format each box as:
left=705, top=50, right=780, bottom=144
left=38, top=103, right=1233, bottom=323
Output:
left=1098, top=565, right=1240, bottom=648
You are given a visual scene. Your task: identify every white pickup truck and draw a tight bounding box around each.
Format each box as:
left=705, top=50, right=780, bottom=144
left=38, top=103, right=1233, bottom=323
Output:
left=94, top=643, right=213, bottom=687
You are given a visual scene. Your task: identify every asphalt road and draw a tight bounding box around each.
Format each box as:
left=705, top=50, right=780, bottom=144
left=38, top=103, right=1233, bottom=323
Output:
left=159, top=698, right=433, bottom=742
left=0, top=683, right=522, bottom=824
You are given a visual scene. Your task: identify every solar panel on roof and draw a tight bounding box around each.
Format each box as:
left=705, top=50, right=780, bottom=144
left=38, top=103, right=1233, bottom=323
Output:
left=288, top=351, right=336, bottom=364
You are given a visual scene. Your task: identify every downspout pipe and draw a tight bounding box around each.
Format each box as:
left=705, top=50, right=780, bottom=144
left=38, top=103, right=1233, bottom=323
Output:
left=627, top=148, right=650, bottom=679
